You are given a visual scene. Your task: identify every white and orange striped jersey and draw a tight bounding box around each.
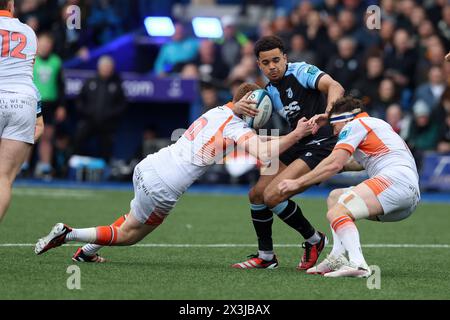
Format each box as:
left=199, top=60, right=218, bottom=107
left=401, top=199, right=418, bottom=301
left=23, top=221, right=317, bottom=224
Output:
left=142, top=103, right=255, bottom=194
left=0, top=10, right=38, bottom=100
left=334, top=112, right=418, bottom=181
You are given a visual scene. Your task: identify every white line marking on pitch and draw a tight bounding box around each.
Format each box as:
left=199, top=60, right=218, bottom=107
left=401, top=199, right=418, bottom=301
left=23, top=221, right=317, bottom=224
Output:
left=13, top=189, right=96, bottom=199
left=0, top=244, right=449, bottom=248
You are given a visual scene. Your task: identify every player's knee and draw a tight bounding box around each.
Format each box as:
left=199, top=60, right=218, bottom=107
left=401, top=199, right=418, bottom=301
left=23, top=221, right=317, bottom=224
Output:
left=327, top=189, right=344, bottom=209
left=263, top=188, right=283, bottom=209
left=249, top=187, right=264, bottom=204
left=327, top=190, right=370, bottom=222
left=0, top=175, right=14, bottom=189
left=326, top=207, right=342, bottom=223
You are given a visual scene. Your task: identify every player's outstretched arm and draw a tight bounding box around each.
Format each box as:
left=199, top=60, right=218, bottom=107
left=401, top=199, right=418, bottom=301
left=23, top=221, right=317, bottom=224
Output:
left=343, top=156, right=365, bottom=172
left=241, top=118, right=313, bottom=163
left=278, top=149, right=350, bottom=195
left=309, top=74, right=345, bottom=134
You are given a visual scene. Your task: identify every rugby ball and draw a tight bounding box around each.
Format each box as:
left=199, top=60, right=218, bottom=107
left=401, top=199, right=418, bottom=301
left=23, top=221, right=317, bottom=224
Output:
left=243, top=89, right=273, bottom=129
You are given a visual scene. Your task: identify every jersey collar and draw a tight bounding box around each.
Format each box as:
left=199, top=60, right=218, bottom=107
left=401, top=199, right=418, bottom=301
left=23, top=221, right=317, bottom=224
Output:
left=355, top=112, right=369, bottom=119
left=0, top=10, right=13, bottom=18
left=225, top=102, right=234, bottom=110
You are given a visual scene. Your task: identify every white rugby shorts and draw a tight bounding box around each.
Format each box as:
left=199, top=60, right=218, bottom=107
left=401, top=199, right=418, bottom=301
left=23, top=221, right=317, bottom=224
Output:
left=363, top=168, right=420, bottom=222
left=0, top=91, right=37, bottom=144
left=130, top=159, right=181, bottom=225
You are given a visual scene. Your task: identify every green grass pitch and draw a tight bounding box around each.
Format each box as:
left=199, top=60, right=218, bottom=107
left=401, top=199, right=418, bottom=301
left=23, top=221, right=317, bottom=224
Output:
left=0, top=187, right=449, bottom=300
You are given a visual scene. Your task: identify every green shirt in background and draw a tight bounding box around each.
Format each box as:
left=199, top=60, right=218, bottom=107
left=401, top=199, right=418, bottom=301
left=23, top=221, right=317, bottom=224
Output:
left=33, top=54, right=62, bottom=103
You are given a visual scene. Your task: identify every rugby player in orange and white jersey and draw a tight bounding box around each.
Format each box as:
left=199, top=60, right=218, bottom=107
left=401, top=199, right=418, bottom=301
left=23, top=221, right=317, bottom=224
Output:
left=35, top=83, right=315, bottom=262
left=0, top=0, right=43, bottom=223
left=278, top=96, right=421, bottom=278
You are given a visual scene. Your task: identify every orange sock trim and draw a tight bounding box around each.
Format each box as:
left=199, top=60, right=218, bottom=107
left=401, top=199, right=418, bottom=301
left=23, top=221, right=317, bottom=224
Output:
left=145, top=212, right=165, bottom=226
left=111, top=214, right=128, bottom=228
left=95, top=226, right=119, bottom=246
left=331, top=215, right=354, bottom=232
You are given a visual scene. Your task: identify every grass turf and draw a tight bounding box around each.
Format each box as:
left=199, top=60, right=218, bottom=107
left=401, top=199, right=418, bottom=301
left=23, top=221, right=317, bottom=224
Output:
left=0, top=187, right=449, bottom=300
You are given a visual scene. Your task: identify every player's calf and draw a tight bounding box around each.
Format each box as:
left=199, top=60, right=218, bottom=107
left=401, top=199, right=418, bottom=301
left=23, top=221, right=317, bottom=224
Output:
left=35, top=212, right=167, bottom=256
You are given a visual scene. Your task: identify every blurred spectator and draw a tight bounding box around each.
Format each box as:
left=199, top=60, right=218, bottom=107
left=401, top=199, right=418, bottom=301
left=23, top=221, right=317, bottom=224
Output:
left=337, top=9, right=358, bottom=38
left=51, top=3, right=89, bottom=60
left=87, top=0, right=124, bottom=46
left=315, top=21, right=342, bottom=68
left=342, top=0, right=366, bottom=25
left=74, top=56, right=127, bottom=161
left=385, top=103, right=410, bottom=139
left=407, top=100, right=441, bottom=167
left=326, top=37, right=360, bottom=90
left=369, top=78, right=399, bottom=119
left=426, top=0, right=447, bottom=27
left=380, top=19, right=396, bottom=51
left=410, top=6, right=427, bottom=32
left=140, top=126, right=169, bottom=158
left=437, top=5, right=450, bottom=49
left=180, top=63, right=200, bottom=79
left=316, top=0, right=340, bottom=20
left=258, top=18, right=275, bottom=38
left=414, top=66, right=446, bottom=110
left=191, top=40, right=229, bottom=85
left=216, top=15, right=250, bottom=71
left=380, top=0, right=397, bottom=21
left=352, top=10, right=382, bottom=54
left=437, top=112, right=450, bottom=153
left=433, top=86, right=450, bottom=133
left=351, top=55, right=384, bottom=107
left=200, top=82, right=219, bottom=113
left=52, top=125, right=73, bottom=179
left=33, top=33, right=66, bottom=179
left=272, top=10, right=292, bottom=50
left=384, top=29, right=417, bottom=89
left=298, top=10, right=328, bottom=53
left=153, top=23, right=200, bottom=77
left=396, top=0, right=416, bottom=32
left=415, top=42, right=446, bottom=85
left=288, top=34, right=317, bottom=65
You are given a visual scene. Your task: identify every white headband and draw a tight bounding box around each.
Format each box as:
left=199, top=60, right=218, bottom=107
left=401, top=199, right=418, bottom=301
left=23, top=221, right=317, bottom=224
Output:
left=329, top=108, right=362, bottom=124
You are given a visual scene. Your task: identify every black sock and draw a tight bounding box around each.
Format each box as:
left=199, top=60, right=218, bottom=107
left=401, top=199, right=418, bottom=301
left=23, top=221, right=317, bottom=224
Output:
left=251, top=204, right=274, bottom=252
left=273, top=200, right=315, bottom=240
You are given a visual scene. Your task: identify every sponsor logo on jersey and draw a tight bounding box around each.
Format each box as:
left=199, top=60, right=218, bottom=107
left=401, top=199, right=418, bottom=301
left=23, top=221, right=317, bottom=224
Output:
left=338, top=127, right=352, bottom=141
left=286, top=88, right=293, bottom=99
left=306, top=65, right=319, bottom=75
left=284, top=101, right=301, bottom=119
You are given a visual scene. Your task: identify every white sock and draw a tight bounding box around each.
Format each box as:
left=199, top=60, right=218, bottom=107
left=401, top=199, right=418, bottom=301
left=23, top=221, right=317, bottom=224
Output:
left=305, top=231, right=321, bottom=245
left=333, top=219, right=366, bottom=266
left=66, top=228, right=97, bottom=243
left=329, top=227, right=346, bottom=258
left=258, top=250, right=274, bottom=261
left=82, top=244, right=102, bottom=256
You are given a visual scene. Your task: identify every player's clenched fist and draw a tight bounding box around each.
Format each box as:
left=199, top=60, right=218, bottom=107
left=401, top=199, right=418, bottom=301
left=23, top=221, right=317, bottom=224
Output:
left=293, top=117, right=314, bottom=139
left=278, top=179, right=301, bottom=195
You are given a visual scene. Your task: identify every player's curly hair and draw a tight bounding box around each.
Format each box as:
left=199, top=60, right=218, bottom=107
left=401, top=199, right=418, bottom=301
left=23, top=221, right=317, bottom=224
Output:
left=233, top=83, right=261, bottom=103
left=254, top=36, right=286, bottom=58
left=329, top=96, right=365, bottom=117
left=0, top=0, right=12, bottom=10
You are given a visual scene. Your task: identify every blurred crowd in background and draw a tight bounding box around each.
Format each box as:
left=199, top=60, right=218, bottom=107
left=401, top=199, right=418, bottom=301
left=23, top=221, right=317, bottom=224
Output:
left=14, top=0, right=450, bottom=182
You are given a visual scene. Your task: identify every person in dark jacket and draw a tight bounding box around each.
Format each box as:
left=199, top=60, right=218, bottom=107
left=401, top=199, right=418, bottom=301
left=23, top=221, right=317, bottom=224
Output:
left=74, top=55, right=127, bottom=161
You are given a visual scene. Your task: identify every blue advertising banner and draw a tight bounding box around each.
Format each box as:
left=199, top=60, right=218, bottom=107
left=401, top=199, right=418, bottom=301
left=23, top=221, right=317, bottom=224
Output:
left=420, top=153, right=450, bottom=191
left=64, top=69, right=198, bottom=103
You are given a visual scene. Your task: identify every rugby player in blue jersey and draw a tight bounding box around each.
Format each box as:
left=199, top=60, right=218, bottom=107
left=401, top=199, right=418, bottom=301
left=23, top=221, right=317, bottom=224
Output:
left=232, top=36, right=345, bottom=270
